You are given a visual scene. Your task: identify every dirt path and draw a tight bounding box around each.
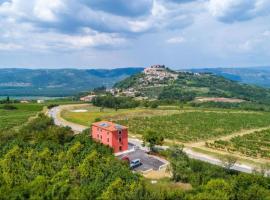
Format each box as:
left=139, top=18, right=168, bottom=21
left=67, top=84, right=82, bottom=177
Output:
left=181, top=126, right=270, bottom=166
left=160, top=125, right=270, bottom=168
left=186, top=126, right=270, bottom=148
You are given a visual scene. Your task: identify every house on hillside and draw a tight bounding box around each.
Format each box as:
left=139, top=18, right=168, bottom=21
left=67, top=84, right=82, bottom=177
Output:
left=143, top=65, right=178, bottom=81
left=91, top=121, right=128, bottom=153
left=37, top=99, right=45, bottom=104
left=80, top=95, right=96, bottom=102
left=20, top=100, right=29, bottom=103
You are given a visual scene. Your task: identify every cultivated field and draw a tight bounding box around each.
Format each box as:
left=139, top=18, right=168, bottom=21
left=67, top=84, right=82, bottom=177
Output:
left=207, top=129, right=270, bottom=159
left=117, top=111, right=270, bottom=142
left=61, top=105, right=270, bottom=143
left=0, top=104, right=43, bottom=130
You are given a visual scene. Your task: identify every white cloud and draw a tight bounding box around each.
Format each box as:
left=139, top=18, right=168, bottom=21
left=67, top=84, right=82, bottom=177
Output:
left=208, top=0, right=270, bottom=23
left=238, top=30, right=270, bottom=52
left=0, top=0, right=269, bottom=68
left=0, top=0, right=197, bottom=53
left=33, top=0, right=65, bottom=22
left=167, top=36, right=186, bottom=44
left=0, top=42, right=22, bottom=50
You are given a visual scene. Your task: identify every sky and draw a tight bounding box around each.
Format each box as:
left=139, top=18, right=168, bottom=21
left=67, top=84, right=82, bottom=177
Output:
left=0, top=0, right=270, bottom=69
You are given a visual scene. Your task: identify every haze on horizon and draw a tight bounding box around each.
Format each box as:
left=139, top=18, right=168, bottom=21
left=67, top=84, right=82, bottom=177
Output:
left=0, top=0, right=270, bottom=69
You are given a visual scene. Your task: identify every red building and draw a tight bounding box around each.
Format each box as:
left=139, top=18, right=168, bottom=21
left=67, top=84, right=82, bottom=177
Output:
left=91, top=121, right=128, bottom=153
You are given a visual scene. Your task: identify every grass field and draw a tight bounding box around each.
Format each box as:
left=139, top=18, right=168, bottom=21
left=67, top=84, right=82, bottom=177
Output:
left=117, top=111, right=270, bottom=142
left=208, top=129, right=270, bottom=159
left=0, top=104, right=44, bottom=131
left=61, top=105, right=180, bottom=126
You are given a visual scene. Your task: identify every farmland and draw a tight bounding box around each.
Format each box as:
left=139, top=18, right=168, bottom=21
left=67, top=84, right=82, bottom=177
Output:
left=117, top=111, right=270, bottom=142
left=61, top=105, right=270, bottom=142
left=207, top=129, right=270, bottom=159
left=0, top=104, right=43, bottom=131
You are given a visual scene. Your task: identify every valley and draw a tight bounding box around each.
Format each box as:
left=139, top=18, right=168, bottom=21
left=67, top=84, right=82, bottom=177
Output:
left=2, top=0, right=270, bottom=198
left=59, top=103, right=270, bottom=169
left=1, top=66, right=270, bottom=199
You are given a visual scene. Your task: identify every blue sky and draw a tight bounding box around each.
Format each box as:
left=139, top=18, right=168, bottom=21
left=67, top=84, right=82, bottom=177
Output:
left=0, top=0, right=270, bottom=69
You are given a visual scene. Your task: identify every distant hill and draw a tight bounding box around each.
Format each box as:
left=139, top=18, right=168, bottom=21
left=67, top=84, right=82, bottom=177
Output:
left=114, top=66, right=270, bottom=104
left=0, top=68, right=144, bottom=96
left=188, top=67, right=270, bottom=88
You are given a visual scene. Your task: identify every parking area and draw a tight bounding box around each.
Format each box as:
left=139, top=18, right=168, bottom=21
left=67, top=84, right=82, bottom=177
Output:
left=118, top=149, right=168, bottom=173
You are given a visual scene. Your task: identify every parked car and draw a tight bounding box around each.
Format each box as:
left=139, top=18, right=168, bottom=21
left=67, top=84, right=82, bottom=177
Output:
left=130, top=159, right=142, bottom=169
left=121, top=156, right=130, bottom=163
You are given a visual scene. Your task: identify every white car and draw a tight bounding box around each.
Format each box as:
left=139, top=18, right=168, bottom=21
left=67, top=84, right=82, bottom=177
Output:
left=130, top=159, right=142, bottom=169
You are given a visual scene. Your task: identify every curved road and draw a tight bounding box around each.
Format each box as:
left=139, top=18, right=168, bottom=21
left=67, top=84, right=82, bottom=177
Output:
left=48, top=105, right=257, bottom=174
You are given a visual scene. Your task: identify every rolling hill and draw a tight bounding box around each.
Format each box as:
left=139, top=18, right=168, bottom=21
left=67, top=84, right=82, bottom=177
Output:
left=189, top=67, right=270, bottom=88
left=0, top=68, right=144, bottom=96
left=114, top=66, right=270, bottom=104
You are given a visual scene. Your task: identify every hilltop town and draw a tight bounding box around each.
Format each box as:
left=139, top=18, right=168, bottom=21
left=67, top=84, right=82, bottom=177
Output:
left=111, top=65, right=181, bottom=98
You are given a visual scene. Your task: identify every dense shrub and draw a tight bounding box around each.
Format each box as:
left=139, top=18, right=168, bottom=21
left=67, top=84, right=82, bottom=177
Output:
left=0, top=104, right=18, bottom=110
left=0, top=115, right=144, bottom=199
left=47, top=104, right=59, bottom=109
left=92, top=95, right=140, bottom=109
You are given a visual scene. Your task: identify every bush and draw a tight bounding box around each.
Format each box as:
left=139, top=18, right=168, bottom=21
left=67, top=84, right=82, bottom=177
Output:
left=150, top=102, right=159, bottom=109
left=94, top=117, right=102, bottom=122
left=0, top=104, right=17, bottom=110
left=47, top=104, right=59, bottom=109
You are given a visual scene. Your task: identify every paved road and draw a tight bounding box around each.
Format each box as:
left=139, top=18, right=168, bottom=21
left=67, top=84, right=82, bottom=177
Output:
left=48, top=105, right=257, bottom=174
left=118, top=149, right=167, bottom=172
left=48, top=105, right=88, bottom=133
left=183, top=148, right=254, bottom=173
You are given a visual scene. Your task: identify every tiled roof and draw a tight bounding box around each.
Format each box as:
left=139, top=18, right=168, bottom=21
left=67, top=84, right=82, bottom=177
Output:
left=92, top=121, right=127, bottom=131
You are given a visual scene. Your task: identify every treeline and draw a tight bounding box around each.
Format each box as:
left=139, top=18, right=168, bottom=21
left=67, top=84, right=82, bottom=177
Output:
left=92, top=95, right=162, bottom=109
left=0, top=96, right=19, bottom=104
left=92, top=95, right=140, bottom=109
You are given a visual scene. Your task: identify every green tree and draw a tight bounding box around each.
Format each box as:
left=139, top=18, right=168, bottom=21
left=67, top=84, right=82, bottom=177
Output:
left=6, top=96, right=10, bottom=104
left=220, top=155, right=238, bottom=171
left=143, top=130, right=164, bottom=152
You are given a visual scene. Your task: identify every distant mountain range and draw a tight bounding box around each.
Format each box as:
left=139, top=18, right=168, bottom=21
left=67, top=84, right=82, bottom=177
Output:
left=0, top=68, right=144, bottom=96
left=188, top=67, right=270, bottom=88
left=1, top=66, right=270, bottom=97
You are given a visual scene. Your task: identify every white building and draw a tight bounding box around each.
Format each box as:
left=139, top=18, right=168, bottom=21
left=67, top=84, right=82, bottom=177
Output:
left=80, top=95, right=96, bottom=102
